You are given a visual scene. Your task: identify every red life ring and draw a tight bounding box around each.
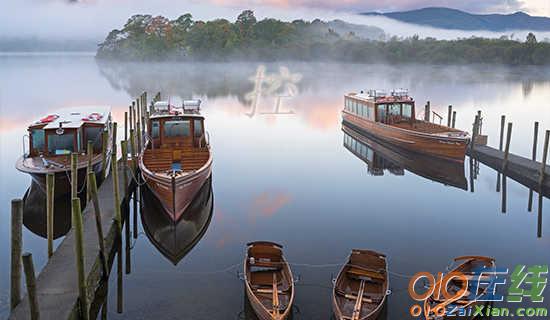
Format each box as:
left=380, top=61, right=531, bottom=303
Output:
left=40, top=114, right=59, bottom=123
left=82, top=112, right=103, bottom=121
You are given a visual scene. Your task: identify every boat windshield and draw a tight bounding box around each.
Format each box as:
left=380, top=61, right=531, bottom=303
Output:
left=84, top=126, right=103, bottom=152
left=402, top=103, right=413, bottom=119
left=48, top=133, right=75, bottom=155
left=31, top=129, right=45, bottom=153
left=164, top=120, right=191, bottom=137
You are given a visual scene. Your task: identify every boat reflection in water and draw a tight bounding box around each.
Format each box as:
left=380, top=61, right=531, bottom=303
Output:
left=342, top=124, right=468, bottom=190
left=22, top=181, right=75, bottom=239
left=141, top=176, right=214, bottom=265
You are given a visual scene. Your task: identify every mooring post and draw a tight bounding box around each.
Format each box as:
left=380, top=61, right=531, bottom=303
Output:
left=502, top=122, right=513, bottom=172
left=86, top=140, right=93, bottom=202
left=121, top=141, right=129, bottom=198
left=136, top=98, right=141, bottom=130
left=71, top=152, right=78, bottom=200
left=452, top=111, right=456, bottom=128
left=447, top=105, right=452, bottom=127
left=136, top=121, right=142, bottom=155
left=71, top=198, right=88, bottom=320
left=46, top=173, right=55, bottom=258
left=471, top=115, right=479, bottom=151
left=424, top=101, right=430, bottom=122
left=110, top=142, right=123, bottom=313
left=144, top=92, right=148, bottom=113
left=88, top=172, right=108, bottom=279
left=502, top=175, right=507, bottom=213
left=130, top=103, right=135, bottom=132
left=10, top=199, right=23, bottom=311
left=132, top=104, right=137, bottom=137
left=538, top=192, right=543, bottom=238
left=124, top=111, right=128, bottom=143
left=22, top=252, right=39, bottom=320
left=477, top=110, right=482, bottom=134
left=101, top=131, right=108, bottom=180
left=528, top=122, right=539, bottom=212
left=540, top=130, right=549, bottom=186
left=498, top=115, right=505, bottom=151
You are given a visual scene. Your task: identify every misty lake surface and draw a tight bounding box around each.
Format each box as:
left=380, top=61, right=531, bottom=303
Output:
left=1, top=54, right=549, bottom=319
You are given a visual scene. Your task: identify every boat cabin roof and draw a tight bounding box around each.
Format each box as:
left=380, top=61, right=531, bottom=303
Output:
left=30, top=106, right=111, bottom=130
left=347, top=89, right=414, bottom=104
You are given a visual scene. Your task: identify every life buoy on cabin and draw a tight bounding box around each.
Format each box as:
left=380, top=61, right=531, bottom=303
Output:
left=82, top=112, right=103, bottom=121
left=40, top=114, right=59, bottom=123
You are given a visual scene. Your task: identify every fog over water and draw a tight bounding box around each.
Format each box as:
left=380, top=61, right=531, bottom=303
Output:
left=0, top=54, right=549, bottom=318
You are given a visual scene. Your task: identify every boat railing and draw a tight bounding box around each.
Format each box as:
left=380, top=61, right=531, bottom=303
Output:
left=22, top=134, right=29, bottom=158
left=432, top=111, right=443, bottom=125
left=199, top=131, right=211, bottom=149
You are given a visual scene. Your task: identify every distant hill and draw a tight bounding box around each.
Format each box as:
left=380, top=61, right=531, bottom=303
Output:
left=362, top=7, right=550, bottom=31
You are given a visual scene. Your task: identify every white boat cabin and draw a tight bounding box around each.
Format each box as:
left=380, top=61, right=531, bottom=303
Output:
left=344, top=89, right=415, bottom=125
left=26, top=106, right=111, bottom=157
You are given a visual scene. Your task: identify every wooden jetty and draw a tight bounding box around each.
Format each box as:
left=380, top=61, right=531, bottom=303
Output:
left=9, top=163, right=135, bottom=320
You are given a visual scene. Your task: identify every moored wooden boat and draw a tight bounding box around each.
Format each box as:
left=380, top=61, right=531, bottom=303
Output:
left=343, top=90, right=469, bottom=162
left=332, top=249, right=388, bottom=320
left=15, top=106, right=112, bottom=196
left=244, top=241, right=294, bottom=320
left=140, top=100, right=212, bottom=222
left=424, top=256, right=496, bottom=319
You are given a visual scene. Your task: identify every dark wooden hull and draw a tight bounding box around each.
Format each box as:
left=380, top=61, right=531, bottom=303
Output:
left=141, top=156, right=212, bottom=222
left=332, top=249, right=388, bottom=320
left=343, top=112, right=469, bottom=162
left=141, top=177, right=213, bottom=265
left=343, top=124, right=468, bottom=190
left=16, top=158, right=106, bottom=197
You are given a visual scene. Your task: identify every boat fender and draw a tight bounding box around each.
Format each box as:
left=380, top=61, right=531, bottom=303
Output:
left=249, top=257, right=255, bottom=265
left=40, top=114, right=59, bottom=123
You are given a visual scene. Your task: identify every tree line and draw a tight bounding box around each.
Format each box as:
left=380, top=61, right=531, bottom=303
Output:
left=96, top=10, right=550, bottom=65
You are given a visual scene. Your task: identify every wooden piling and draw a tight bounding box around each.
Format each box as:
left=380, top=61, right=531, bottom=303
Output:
left=424, top=101, right=430, bottom=122
left=132, top=106, right=137, bottom=139
left=71, top=152, right=78, bottom=200
left=502, top=123, right=513, bottom=172
left=136, top=122, right=142, bottom=156
left=129, top=129, right=137, bottom=173
left=528, top=122, right=539, bottom=212
left=452, top=111, right=456, bottom=128
left=10, top=199, right=23, bottom=311
left=130, top=103, right=135, bottom=132
left=540, top=130, right=549, bottom=186
left=498, top=115, right=505, bottom=151
left=124, top=111, right=128, bottom=143
left=46, top=173, right=55, bottom=258
left=121, top=141, right=129, bottom=198
left=86, top=141, right=93, bottom=202
left=88, top=171, right=108, bottom=279
left=101, top=131, right=108, bottom=180
left=71, top=198, right=89, bottom=320
left=21, top=253, right=39, bottom=320
left=471, top=115, right=479, bottom=151
left=477, top=110, right=482, bottom=134
left=501, top=175, right=507, bottom=213
left=447, top=105, right=452, bottom=127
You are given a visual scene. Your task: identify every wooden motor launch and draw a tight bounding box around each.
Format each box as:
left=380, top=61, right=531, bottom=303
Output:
left=16, top=106, right=112, bottom=196
left=343, top=89, right=469, bottom=162
left=244, top=241, right=294, bottom=320
left=140, top=99, right=212, bottom=222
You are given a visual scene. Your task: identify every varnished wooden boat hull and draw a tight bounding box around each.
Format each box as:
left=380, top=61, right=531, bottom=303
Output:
left=342, top=124, right=468, bottom=190
left=141, top=159, right=212, bottom=222
left=332, top=249, right=388, bottom=320
left=244, top=242, right=294, bottom=320
left=342, top=112, right=469, bottom=162
left=141, top=177, right=213, bottom=265
left=16, top=157, right=107, bottom=197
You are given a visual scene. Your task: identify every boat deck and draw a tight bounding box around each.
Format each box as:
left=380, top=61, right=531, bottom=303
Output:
left=143, top=147, right=209, bottom=173
left=391, top=120, right=460, bottom=134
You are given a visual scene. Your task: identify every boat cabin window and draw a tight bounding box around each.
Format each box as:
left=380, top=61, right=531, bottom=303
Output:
left=164, top=120, right=190, bottom=137
left=377, top=104, right=387, bottom=123
left=402, top=103, right=413, bottom=118
left=47, top=132, right=75, bottom=155
left=151, top=121, right=160, bottom=139
left=389, top=104, right=401, bottom=116
left=31, top=129, right=45, bottom=153
left=84, top=126, right=103, bottom=152
left=193, top=119, right=203, bottom=137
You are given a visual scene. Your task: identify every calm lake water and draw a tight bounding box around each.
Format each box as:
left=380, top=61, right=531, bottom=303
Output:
left=1, top=54, right=549, bottom=319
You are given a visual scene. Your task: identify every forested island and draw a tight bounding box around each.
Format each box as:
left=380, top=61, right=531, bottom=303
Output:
left=97, top=10, right=550, bottom=65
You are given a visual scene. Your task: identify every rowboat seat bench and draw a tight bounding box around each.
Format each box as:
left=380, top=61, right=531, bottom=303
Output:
left=347, top=266, right=385, bottom=281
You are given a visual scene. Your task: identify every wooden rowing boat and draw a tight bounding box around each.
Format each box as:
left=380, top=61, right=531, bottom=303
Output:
left=343, top=90, right=469, bottom=162
left=332, top=249, right=389, bottom=320
left=140, top=100, right=212, bottom=222
left=244, top=241, right=294, bottom=320
left=342, top=123, right=468, bottom=190
left=15, top=106, right=112, bottom=196
left=141, top=177, right=213, bottom=265
left=424, top=256, right=496, bottom=319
